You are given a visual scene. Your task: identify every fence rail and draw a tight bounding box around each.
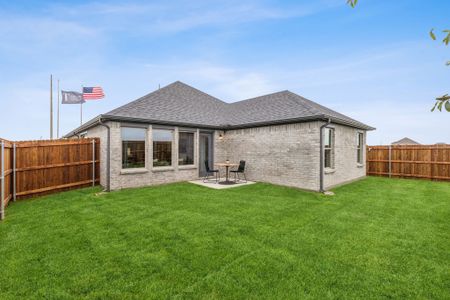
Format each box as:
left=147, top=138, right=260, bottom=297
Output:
left=0, top=138, right=100, bottom=219
left=366, top=145, right=450, bottom=181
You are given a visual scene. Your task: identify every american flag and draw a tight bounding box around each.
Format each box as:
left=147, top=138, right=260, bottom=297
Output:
left=82, top=86, right=105, bottom=100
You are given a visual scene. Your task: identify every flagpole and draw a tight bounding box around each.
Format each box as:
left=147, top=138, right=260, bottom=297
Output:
left=50, top=74, right=53, bottom=140
left=80, top=85, right=83, bottom=126
left=57, top=79, right=60, bottom=139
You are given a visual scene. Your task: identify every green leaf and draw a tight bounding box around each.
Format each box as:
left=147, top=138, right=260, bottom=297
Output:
left=431, top=102, right=438, bottom=112
left=437, top=101, right=444, bottom=111
left=430, top=29, right=436, bottom=40
left=445, top=101, right=450, bottom=112
left=347, top=0, right=358, bottom=8
left=436, top=94, right=450, bottom=101
left=443, top=32, right=450, bottom=45
left=446, top=61, right=450, bottom=66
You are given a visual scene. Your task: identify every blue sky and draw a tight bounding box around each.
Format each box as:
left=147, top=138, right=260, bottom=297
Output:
left=0, top=0, right=448, bottom=144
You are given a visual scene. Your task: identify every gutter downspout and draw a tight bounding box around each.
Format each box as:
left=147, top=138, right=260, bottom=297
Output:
left=98, top=118, right=111, bottom=192
left=319, top=118, right=332, bottom=193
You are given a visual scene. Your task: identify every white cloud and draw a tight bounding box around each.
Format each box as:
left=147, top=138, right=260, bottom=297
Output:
left=40, top=0, right=342, bottom=35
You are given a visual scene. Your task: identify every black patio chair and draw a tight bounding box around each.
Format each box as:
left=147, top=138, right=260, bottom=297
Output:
left=230, top=160, right=247, bottom=183
left=203, top=160, right=220, bottom=183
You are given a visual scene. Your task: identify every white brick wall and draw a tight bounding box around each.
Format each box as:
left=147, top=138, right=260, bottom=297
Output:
left=84, top=124, right=108, bottom=188
left=215, top=122, right=321, bottom=190
left=323, top=123, right=366, bottom=189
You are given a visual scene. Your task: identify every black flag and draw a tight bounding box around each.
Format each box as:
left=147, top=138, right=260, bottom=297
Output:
left=61, top=91, right=84, bottom=104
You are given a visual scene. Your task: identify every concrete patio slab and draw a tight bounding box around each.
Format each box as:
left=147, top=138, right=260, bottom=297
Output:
left=189, top=179, right=256, bottom=189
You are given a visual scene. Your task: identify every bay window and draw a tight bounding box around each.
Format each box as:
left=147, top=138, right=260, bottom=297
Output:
left=122, top=127, right=146, bottom=169
left=153, top=129, right=173, bottom=167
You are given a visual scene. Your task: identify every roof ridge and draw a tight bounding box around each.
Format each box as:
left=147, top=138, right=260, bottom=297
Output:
left=229, top=90, right=289, bottom=105
left=283, top=91, right=322, bottom=116
left=172, top=81, right=227, bottom=104
left=106, top=81, right=228, bottom=116
left=285, top=91, right=364, bottom=124
left=106, top=81, right=180, bottom=115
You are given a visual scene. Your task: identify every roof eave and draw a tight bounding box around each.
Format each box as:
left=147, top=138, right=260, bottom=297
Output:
left=63, top=115, right=103, bottom=138
left=102, top=114, right=222, bottom=129
left=63, top=114, right=223, bottom=138
left=224, top=115, right=375, bottom=131
left=327, top=116, right=376, bottom=131
left=63, top=113, right=375, bottom=138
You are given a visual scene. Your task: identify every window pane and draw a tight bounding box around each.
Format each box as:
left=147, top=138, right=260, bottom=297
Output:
left=122, top=141, right=146, bottom=168
left=153, top=129, right=173, bottom=141
left=179, top=132, right=194, bottom=165
left=324, top=128, right=333, bottom=147
left=324, top=128, right=334, bottom=168
left=357, top=133, right=364, bottom=164
left=325, top=149, right=331, bottom=168
left=121, top=127, right=146, bottom=169
left=153, top=129, right=173, bottom=167
left=121, top=127, right=146, bottom=141
left=358, top=133, right=363, bottom=147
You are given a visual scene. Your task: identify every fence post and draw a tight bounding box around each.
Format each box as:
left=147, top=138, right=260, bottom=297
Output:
left=92, top=139, right=95, bottom=187
left=1, top=141, right=5, bottom=220
left=388, top=145, right=392, bottom=178
left=13, top=143, right=16, bottom=201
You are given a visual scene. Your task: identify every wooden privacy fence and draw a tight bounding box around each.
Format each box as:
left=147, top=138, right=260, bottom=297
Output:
left=0, top=139, right=13, bottom=219
left=0, top=138, right=100, bottom=220
left=366, top=145, right=450, bottom=181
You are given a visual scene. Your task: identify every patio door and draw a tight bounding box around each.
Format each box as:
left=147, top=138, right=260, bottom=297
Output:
left=199, top=132, right=213, bottom=177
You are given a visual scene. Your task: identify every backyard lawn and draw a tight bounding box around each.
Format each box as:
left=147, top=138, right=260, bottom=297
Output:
left=0, top=177, right=449, bottom=299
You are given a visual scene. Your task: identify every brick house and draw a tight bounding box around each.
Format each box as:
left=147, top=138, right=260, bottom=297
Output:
left=65, top=81, right=374, bottom=192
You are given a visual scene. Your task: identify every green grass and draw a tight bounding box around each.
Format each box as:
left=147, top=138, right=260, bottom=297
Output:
left=0, top=177, right=449, bottom=299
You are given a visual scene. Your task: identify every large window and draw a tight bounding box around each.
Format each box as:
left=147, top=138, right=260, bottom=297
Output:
left=153, top=129, right=173, bottom=167
left=357, top=132, right=364, bottom=164
left=179, top=132, right=194, bottom=165
left=324, top=128, right=335, bottom=169
left=122, top=127, right=146, bottom=169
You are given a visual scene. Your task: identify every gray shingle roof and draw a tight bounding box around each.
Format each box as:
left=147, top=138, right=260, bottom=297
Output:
left=66, top=81, right=374, bottom=137
left=226, top=90, right=372, bottom=129
left=106, top=81, right=229, bottom=127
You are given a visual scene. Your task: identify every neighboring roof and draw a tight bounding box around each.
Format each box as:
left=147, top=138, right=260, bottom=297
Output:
left=65, top=81, right=374, bottom=137
left=391, top=137, right=420, bottom=145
